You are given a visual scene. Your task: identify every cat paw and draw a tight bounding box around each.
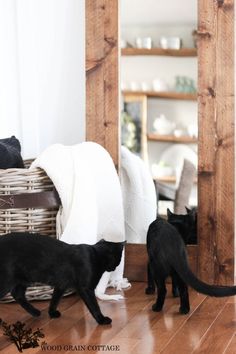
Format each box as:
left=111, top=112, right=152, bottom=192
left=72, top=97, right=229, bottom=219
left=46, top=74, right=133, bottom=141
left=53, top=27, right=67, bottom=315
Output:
left=32, top=309, right=41, bottom=317
left=145, top=287, right=155, bottom=295
left=152, top=303, right=163, bottom=312
left=49, top=310, right=61, bottom=318
left=179, top=306, right=190, bottom=315
left=98, top=316, right=112, bottom=325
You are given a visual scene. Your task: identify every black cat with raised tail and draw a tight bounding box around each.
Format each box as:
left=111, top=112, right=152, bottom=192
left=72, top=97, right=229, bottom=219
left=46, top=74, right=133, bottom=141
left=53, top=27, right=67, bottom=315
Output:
left=0, top=233, right=125, bottom=325
left=146, top=216, right=236, bottom=315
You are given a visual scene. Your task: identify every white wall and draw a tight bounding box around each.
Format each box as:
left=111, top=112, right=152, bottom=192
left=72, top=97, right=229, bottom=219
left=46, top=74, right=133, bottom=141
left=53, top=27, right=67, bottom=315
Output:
left=120, top=1, right=198, bottom=207
left=0, top=0, right=85, bottom=158
left=121, top=0, right=197, bottom=26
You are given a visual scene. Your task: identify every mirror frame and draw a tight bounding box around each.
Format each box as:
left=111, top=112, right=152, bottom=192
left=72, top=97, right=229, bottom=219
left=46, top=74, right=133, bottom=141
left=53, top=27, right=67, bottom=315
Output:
left=86, top=0, right=235, bottom=284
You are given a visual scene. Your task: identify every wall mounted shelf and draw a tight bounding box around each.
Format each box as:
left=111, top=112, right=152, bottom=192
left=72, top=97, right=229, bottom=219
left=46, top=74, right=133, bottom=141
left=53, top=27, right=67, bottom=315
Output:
left=121, top=47, right=197, bottom=57
left=122, top=90, right=197, bottom=101
left=147, top=133, right=198, bottom=143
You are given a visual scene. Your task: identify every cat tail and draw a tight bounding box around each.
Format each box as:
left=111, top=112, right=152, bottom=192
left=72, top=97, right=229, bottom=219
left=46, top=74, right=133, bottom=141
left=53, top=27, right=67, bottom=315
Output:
left=172, top=252, right=236, bottom=297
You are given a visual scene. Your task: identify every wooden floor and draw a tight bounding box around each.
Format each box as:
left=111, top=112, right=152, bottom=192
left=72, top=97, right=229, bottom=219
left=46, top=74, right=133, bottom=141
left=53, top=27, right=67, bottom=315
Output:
left=0, top=282, right=236, bottom=353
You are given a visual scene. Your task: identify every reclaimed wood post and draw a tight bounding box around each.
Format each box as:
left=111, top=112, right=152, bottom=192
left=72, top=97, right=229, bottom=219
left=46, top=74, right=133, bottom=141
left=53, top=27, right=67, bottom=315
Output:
left=86, top=0, right=119, bottom=168
left=198, top=0, right=234, bottom=284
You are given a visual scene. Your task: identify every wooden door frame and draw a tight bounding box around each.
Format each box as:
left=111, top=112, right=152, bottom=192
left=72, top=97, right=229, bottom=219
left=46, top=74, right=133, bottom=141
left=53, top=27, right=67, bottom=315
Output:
left=86, top=0, right=235, bottom=284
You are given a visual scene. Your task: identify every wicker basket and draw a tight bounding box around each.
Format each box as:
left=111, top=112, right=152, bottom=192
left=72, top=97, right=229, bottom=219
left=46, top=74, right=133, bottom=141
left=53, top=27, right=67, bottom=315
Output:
left=0, top=159, right=65, bottom=302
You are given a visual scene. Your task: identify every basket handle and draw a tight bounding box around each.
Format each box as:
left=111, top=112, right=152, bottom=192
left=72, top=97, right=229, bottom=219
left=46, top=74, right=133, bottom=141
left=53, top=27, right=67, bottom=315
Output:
left=0, top=189, right=61, bottom=209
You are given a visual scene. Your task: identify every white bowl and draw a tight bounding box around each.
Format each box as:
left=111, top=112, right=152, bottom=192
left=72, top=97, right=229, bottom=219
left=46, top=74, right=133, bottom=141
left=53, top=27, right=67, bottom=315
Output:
left=160, top=37, right=182, bottom=50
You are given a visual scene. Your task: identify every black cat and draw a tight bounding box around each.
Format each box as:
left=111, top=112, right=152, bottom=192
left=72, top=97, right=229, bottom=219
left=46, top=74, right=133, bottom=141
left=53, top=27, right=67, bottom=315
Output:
left=145, top=208, right=197, bottom=297
left=167, top=207, right=197, bottom=297
left=0, top=233, right=125, bottom=325
left=0, top=136, right=24, bottom=169
left=146, top=216, right=236, bottom=315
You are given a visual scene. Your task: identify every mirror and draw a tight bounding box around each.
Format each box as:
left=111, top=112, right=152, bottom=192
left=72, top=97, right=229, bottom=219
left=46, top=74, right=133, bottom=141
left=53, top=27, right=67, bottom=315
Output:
left=120, top=0, right=198, bottom=234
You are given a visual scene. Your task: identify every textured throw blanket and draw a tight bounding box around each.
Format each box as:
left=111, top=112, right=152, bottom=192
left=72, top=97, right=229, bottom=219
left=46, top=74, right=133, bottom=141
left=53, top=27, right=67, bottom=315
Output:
left=31, top=142, right=130, bottom=300
left=120, top=146, right=157, bottom=243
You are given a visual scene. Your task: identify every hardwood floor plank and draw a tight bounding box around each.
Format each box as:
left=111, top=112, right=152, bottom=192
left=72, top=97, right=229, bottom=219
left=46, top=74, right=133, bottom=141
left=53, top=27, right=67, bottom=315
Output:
left=0, top=283, right=236, bottom=354
left=39, top=285, right=142, bottom=347
left=224, top=333, right=236, bottom=354
left=160, top=297, right=228, bottom=353
left=0, top=295, right=81, bottom=354
left=193, top=304, right=236, bottom=353
left=128, top=291, right=206, bottom=354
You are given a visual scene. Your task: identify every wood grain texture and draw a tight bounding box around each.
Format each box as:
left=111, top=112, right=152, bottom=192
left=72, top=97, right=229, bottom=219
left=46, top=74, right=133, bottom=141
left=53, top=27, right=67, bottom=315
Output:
left=1, top=283, right=236, bottom=353
left=147, top=133, right=197, bottom=143
left=198, top=0, right=234, bottom=284
left=121, top=47, right=197, bottom=57
left=86, top=0, right=119, bottom=167
left=124, top=243, right=198, bottom=282
left=123, top=90, right=197, bottom=101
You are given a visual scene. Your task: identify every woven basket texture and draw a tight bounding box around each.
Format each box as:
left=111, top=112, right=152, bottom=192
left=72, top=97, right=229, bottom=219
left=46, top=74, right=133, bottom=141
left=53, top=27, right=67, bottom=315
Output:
left=0, top=159, right=64, bottom=302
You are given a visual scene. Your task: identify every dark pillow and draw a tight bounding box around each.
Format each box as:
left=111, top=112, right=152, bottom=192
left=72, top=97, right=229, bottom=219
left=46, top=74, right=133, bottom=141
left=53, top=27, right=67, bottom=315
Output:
left=0, top=136, right=24, bottom=169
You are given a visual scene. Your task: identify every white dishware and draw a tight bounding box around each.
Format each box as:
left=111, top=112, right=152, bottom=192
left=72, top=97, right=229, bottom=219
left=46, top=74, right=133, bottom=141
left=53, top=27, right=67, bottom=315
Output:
left=153, top=114, right=175, bottom=135
left=135, top=37, right=142, bottom=48
left=120, top=39, right=127, bottom=49
left=153, top=78, right=169, bottom=92
left=174, top=129, right=185, bottom=138
left=187, top=124, right=198, bottom=138
left=143, top=37, right=152, bottom=49
left=130, top=81, right=139, bottom=91
left=160, top=37, right=182, bottom=50
left=141, top=82, right=149, bottom=91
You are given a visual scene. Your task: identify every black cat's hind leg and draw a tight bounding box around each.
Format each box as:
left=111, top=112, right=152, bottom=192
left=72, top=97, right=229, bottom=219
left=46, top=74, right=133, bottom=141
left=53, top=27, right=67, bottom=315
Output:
left=171, top=272, right=180, bottom=298
left=79, top=288, right=112, bottom=325
left=11, top=285, right=41, bottom=317
left=145, top=262, right=155, bottom=295
left=48, top=288, right=65, bottom=318
left=174, top=274, right=190, bottom=314
left=152, top=277, right=167, bottom=312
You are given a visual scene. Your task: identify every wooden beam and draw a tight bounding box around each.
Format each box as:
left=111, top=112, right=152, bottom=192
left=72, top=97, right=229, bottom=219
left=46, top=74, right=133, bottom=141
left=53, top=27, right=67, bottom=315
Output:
left=198, top=0, right=234, bottom=284
left=86, top=0, right=119, bottom=167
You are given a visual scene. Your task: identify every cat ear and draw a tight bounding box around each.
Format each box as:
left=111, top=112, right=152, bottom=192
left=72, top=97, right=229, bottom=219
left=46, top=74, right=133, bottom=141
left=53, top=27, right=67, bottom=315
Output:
left=98, top=238, right=105, bottom=243
left=185, top=206, right=191, bottom=214
left=167, top=208, right=173, bottom=216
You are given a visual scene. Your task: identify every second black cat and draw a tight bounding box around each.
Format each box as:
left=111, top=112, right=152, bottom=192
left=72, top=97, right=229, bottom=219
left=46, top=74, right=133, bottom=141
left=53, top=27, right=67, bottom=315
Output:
left=146, top=216, right=236, bottom=314
left=0, top=233, right=125, bottom=325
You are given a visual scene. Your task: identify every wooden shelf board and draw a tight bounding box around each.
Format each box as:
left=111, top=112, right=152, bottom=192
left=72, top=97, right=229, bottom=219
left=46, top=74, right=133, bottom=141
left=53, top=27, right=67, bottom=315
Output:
left=122, top=90, right=197, bottom=101
left=121, top=47, right=197, bottom=57
left=147, top=133, right=198, bottom=143
left=154, top=176, right=198, bottom=184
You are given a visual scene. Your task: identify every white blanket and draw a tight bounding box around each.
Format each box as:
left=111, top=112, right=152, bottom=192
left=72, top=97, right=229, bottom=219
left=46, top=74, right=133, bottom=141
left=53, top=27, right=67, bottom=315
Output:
left=31, top=142, right=130, bottom=300
left=120, top=146, right=157, bottom=243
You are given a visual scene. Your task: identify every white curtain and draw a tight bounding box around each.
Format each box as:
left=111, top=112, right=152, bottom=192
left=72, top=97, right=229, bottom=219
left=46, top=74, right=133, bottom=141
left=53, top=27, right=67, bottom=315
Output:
left=0, top=0, right=85, bottom=158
